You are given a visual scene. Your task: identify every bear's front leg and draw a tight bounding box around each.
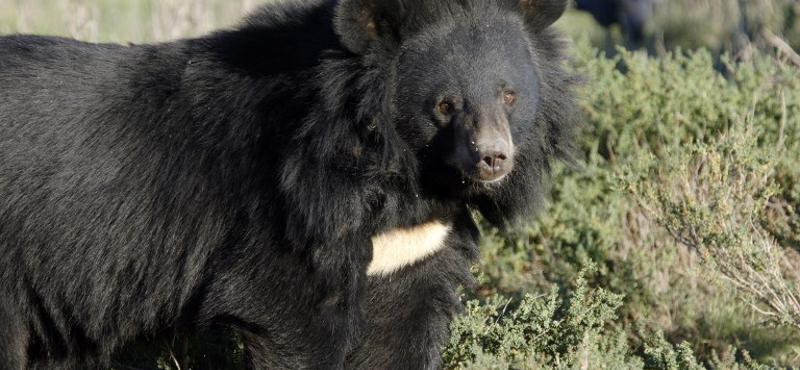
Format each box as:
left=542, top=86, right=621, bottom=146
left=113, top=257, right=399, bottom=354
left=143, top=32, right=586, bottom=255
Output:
left=236, top=233, right=371, bottom=370
left=346, top=218, right=478, bottom=370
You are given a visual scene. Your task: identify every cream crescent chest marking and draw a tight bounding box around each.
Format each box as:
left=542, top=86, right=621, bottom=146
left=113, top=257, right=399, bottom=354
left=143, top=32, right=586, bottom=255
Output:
left=367, top=221, right=451, bottom=276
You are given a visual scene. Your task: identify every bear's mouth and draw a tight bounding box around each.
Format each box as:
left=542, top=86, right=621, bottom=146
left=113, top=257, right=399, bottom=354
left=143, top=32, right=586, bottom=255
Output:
left=475, top=174, right=509, bottom=185
left=457, top=169, right=511, bottom=194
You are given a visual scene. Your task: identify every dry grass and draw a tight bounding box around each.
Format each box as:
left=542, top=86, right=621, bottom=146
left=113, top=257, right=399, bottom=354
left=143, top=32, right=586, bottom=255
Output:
left=0, top=0, right=260, bottom=42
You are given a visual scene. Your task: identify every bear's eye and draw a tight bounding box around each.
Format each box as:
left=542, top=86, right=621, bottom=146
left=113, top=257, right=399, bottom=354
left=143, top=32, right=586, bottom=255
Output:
left=502, top=91, right=517, bottom=106
left=437, top=101, right=452, bottom=115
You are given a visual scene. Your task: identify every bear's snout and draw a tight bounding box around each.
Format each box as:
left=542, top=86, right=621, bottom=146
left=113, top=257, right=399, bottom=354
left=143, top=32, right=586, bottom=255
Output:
left=476, top=139, right=512, bottom=182
left=471, top=104, right=515, bottom=183
left=443, top=104, right=516, bottom=184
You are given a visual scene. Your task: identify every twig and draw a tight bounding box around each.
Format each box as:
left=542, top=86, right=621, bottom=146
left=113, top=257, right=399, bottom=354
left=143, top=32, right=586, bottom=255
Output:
left=763, top=30, right=800, bottom=68
left=778, top=89, right=786, bottom=148
left=164, top=337, right=183, bottom=370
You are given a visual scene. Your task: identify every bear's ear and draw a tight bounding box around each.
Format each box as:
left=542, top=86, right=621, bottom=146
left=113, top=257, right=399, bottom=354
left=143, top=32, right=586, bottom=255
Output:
left=518, top=0, right=568, bottom=32
left=333, top=0, right=398, bottom=54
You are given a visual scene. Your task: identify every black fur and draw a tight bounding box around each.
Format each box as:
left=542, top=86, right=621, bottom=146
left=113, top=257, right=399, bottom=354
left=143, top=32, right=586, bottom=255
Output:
left=0, top=0, right=578, bottom=369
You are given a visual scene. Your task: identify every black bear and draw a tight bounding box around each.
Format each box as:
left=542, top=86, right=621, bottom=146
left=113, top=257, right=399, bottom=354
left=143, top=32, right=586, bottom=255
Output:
left=0, top=0, right=578, bottom=369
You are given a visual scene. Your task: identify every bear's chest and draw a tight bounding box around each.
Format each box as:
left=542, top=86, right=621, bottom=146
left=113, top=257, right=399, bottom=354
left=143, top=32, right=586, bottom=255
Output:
left=367, top=221, right=451, bottom=276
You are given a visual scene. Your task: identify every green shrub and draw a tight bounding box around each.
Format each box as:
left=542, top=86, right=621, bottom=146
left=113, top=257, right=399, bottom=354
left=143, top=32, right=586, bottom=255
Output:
left=442, top=270, right=638, bottom=370
left=621, top=119, right=800, bottom=330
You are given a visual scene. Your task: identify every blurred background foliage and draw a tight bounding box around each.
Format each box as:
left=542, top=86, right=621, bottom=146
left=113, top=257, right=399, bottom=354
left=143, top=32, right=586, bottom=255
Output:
left=1, top=0, right=799, bottom=368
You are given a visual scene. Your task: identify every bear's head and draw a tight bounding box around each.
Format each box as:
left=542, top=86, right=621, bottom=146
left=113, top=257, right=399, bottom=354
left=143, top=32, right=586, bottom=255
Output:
left=334, top=0, right=578, bottom=227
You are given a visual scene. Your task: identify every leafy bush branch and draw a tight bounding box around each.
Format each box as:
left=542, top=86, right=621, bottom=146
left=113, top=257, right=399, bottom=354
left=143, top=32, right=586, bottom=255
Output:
left=622, top=117, right=800, bottom=330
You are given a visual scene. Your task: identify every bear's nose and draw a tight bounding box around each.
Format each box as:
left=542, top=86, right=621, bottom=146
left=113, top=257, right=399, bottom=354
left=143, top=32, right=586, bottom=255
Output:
left=476, top=140, right=511, bottom=182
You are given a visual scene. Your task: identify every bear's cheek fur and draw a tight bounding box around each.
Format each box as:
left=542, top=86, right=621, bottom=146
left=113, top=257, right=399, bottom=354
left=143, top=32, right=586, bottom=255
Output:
left=396, top=116, right=440, bottom=152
